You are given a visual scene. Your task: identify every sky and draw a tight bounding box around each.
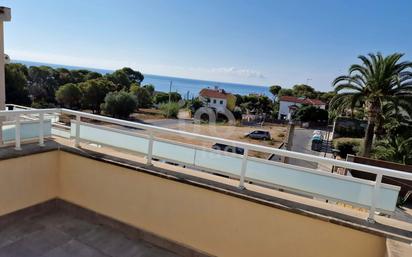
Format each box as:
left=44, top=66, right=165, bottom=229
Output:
left=2, top=0, right=412, bottom=91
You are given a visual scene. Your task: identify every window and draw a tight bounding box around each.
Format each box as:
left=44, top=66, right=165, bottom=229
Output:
left=213, top=99, right=216, bottom=104
left=220, top=100, right=223, bottom=104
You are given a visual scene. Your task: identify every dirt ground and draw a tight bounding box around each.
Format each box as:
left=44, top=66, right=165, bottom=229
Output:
left=129, top=108, right=166, bottom=122
left=153, top=123, right=287, bottom=159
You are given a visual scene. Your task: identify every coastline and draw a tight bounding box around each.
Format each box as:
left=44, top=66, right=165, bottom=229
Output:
left=12, top=59, right=271, bottom=98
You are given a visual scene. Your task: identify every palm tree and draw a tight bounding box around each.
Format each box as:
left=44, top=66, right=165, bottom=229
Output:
left=331, top=53, right=412, bottom=157
left=373, top=136, right=412, bottom=165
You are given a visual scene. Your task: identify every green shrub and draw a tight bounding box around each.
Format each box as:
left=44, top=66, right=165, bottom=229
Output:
left=332, top=138, right=362, bottom=159
left=153, top=92, right=182, bottom=104
left=159, top=102, right=180, bottom=118
left=102, top=90, right=138, bottom=118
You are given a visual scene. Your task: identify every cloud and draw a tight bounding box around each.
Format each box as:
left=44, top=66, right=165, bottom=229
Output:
left=150, top=64, right=266, bottom=80
left=209, top=67, right=266, bottom=79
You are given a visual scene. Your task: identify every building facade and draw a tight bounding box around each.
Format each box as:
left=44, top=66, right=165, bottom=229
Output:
left=199, top=88, right=232, bottom=112
left=278, top=96, right=326, bottom=120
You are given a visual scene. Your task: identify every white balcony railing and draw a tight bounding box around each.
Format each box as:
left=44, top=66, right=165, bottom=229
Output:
left=1, top=107, right=412, bottom=223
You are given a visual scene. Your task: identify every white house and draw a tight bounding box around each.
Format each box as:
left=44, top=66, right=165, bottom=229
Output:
left=199, top=88, right=232, bottom=112
left=278, top=96, right=326, bottom=120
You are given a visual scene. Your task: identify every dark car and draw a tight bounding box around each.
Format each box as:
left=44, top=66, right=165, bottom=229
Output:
left=212, top=143, right=245, bottom=155
left=245, top=130, right=271, bottom=140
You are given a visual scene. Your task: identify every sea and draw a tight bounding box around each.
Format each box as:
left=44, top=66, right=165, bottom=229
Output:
left=13, top=60, right=271, bottom=99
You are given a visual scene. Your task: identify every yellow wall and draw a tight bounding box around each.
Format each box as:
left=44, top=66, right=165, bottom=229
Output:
left=58, top=151, right=386, bottom=257
left=0, top=152, right=59, bottom=216
left=0, top=150, right=387, bottom=257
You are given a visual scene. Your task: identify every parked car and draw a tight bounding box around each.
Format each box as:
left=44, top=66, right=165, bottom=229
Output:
left=245, top=130, right=271, bottom=140
left=212, top=143, right=245, bottom=155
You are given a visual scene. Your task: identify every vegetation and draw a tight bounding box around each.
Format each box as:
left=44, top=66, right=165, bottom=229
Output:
left=79, top=78, right=115, bottom=114
left=130, top=84, right=153, bottom=108
left=106, top=67, right=144, bottom=91
left=292, top=105, right=328, bottom=122
left=102, top=91, right=138, bottom=118
left=269, top=85, right=281, bottom=97
left=373, top=136, right=412, bottom=165
left=333, top=138, right=362, bottom=159
left=189, top=98, right=203, bottom=114
left=4, top=63, right=30, bottom=105
left=159, top=102, right=180, bottom=118
left=153, top=92, right=182, bottom=104
left=333, top=117, right=366, bottom=138
left=331, top=52, right=412, bottom=157
left=55, top=83, right=82, bottom=108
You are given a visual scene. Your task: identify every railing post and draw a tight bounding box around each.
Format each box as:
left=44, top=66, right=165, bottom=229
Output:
left=38, top=113, right=45, bottom=146
left=14, top=114, right=21, bottom=151
left=239, top=147, right=249, bottom=189
left=146, top=130, right=154, bottom=165
left=74, top=115, right=80, bottom=147
left=367, top=173, right=383, bottom=223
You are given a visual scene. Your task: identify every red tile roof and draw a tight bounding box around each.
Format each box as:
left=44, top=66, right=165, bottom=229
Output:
left=199, top=88, right=232, bottom=99
left=279, top=96, right=325, bottom=106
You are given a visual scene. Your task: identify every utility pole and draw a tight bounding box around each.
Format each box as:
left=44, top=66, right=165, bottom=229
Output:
left=0, top=7, right=11, bottom=146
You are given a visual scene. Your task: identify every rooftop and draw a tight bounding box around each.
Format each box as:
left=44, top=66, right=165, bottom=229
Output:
left=199, top=88, right=232, bottom=99
left=279, top=95, right=325, bottom=105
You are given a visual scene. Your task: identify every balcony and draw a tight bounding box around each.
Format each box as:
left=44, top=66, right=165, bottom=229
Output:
left=0, top=105, right=411, bottom=257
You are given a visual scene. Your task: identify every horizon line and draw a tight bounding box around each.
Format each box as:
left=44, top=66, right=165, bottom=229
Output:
left=11, top=59, right=271, bottom=89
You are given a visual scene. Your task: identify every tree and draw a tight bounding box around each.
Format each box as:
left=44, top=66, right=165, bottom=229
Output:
left=277, top=88, right=294, bottom=97
left=27, top=66, right=59, bottom=103
left=269, top=85, right=281, bottom=98
left=106, top=69, right=130, bottom=91
left=121, top=67, right=144, bottom=85
left=331, top=53, right=412, bottom=157
left=226, top=94, right=237, bottom=111
left=79, top=78, right=115, bottom=114
left=293, top=105, right=328, bottom=122
left=234, top=94, right=243, bottom=106
left=84, top=71, right=102, bottom=81
left=153, top=92, right=181, bottom=104
left=317, top=91, right=336, bottom=106
left=292, top=84, right=316, bottom=98
left=55, top=68, right=73, bottom=86
left=241, top=95, right=273, bottom=114
left=70, top=69, right=95, bottom=83
left=5, top=63, right=31, bottom=105
left=130, top=84, right=152, bottom=108
left=102, top=91, right=138, bottom=118
left=189, top=98, right=203, bottom=114
left=373, top=136, right=412, bottom=165
left=142, top=84, right=155, bottom=96
left=106, top=67, right=144, bottom=91
left=55, top=83, right=82, bottom=108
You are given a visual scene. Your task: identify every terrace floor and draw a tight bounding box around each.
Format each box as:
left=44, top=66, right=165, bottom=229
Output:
left=0, top=208, right=181, bottom=257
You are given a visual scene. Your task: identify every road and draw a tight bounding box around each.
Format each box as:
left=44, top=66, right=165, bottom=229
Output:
left=288, top=128, right=333, bottom=170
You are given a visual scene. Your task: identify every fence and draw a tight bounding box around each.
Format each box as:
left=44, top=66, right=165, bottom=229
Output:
left=1, top=107, right=412, bottom=222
